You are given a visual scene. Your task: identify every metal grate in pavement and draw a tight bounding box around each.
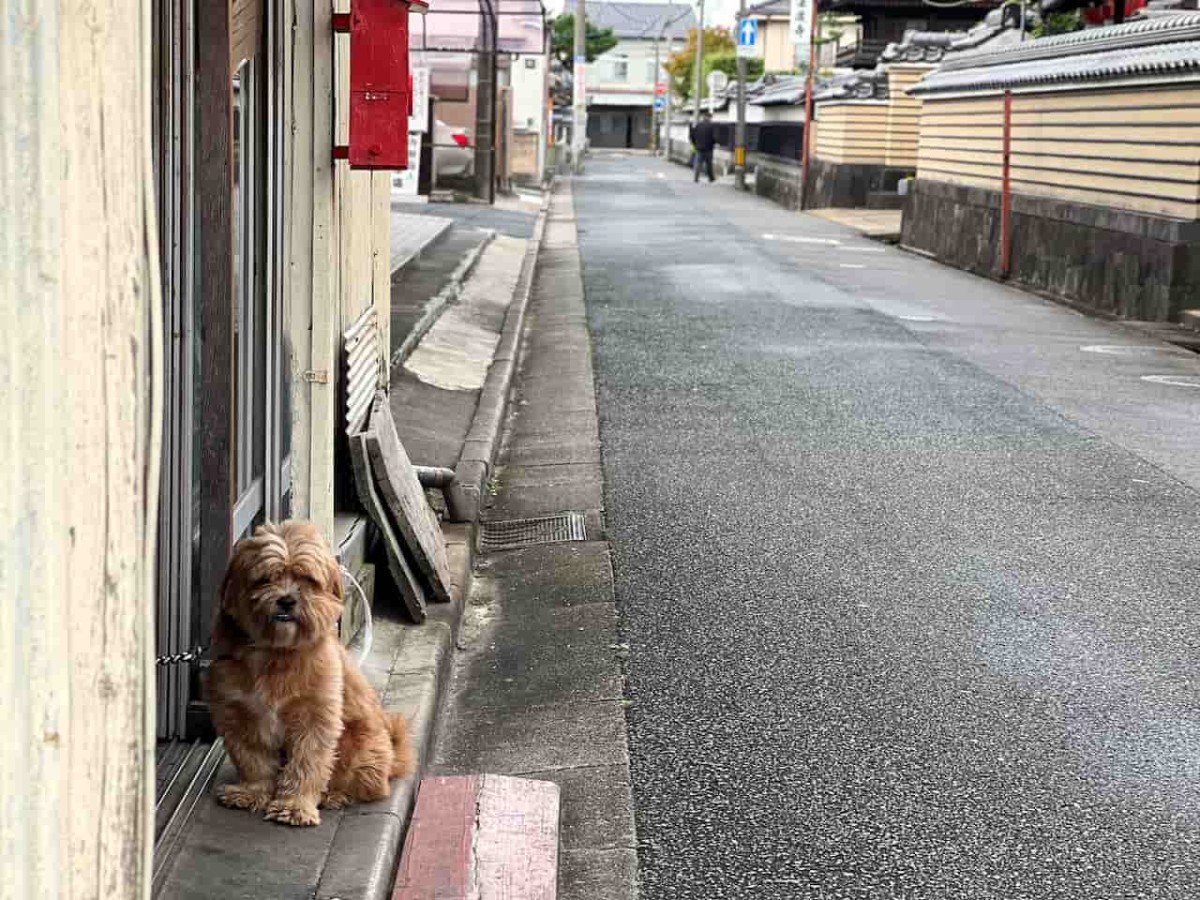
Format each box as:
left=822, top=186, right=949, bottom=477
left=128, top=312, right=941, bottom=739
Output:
left=479, top=512, right=587, bottom=552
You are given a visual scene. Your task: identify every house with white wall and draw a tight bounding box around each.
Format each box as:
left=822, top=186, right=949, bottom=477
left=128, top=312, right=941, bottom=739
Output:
left=564, top=0, right=697, bottom=149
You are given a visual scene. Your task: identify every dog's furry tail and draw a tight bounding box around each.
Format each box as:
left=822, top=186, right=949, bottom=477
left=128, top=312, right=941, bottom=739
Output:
left=387, top=713, right=415, bottom=778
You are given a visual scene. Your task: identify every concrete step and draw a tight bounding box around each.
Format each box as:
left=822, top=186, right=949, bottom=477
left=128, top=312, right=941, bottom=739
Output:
left=390, top=223, right=494, bottom=365
left=393, top=775, right=560, bottom=900
left=388, top=233, right=529, bottom=472
left=1180, top=309, right=1200, bottom=333
left=390, top=212, right=455, bottom=275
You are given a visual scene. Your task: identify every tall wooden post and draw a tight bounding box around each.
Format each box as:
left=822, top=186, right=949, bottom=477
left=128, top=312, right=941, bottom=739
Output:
left=1, top=2, right=159, bottom=896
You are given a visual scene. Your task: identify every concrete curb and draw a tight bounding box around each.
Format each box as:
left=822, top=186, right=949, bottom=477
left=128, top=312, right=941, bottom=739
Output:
left=390, top=215, right=454, bottom=274
left=315, top=186, right=553, bottom=898
left=391, top=229, right=496, bottom=369
left=446, top=188, right=554, bottom=523
left=315, top=525, right=473, bottom=900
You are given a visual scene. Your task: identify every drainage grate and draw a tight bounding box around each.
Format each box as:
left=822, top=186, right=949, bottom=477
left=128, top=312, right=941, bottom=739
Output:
left=479, top=512, right=588, bottom=552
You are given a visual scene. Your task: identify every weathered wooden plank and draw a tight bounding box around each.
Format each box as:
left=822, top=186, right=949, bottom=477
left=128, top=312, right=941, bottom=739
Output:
left=231, top=0, right=263, bottom=71
left=392, top=776, right=479, bottom=900
left=196, top=0, right=236, bottom=668
left=476, top=775, right=561, bottom=900
left=365, top=393, right=452, bottom=602
left=349, top=432, right=427, bottom=622
left=3, top=1, right=156, bottom=896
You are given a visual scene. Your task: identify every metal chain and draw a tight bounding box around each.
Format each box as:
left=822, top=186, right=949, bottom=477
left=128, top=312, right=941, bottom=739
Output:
left=154, top=567, right=360, bottom=667
left=156, top=646, right=206, bottom=667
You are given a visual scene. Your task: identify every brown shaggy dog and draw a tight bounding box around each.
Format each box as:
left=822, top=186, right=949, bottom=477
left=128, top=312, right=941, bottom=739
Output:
left=205, top=520, right=414, bottom=826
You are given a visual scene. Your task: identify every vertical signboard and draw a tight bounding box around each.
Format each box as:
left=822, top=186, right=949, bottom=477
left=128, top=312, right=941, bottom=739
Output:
left=409, top=66, right=430, bottom=133
left=395, top=67, right=428, bottom=199
left=394, top=132, right=424, bottom=198
left=790, top=0, right=813, bottom=70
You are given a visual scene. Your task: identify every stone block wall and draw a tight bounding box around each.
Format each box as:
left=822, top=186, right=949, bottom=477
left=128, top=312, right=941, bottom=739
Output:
left=902, top=179, right=1200, bottom=321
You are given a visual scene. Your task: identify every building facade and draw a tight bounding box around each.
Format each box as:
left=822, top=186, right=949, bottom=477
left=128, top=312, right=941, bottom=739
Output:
left=565, top=0, right=696, bottom=150
left=3, top=0, right=425, bottom=894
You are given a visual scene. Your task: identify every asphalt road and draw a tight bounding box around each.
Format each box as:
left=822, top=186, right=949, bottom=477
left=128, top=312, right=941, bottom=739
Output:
left=576, top=154, right=1200, bottom=899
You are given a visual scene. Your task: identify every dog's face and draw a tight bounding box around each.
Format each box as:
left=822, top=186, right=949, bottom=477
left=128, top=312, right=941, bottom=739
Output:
left=219, top=520, right=343, bottom=649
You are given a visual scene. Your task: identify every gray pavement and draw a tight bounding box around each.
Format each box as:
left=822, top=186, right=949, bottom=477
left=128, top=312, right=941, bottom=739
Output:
left=576, top=156, right=1200, bottom=898
left=430, top=187, right=637, bottom=899
left=398, top=196, right=540, bottom=240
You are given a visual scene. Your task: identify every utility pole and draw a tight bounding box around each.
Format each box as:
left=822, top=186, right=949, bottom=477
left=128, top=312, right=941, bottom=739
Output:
left=651, top=3, right=673, bottom=155
left=573, top=0, right=587, bottom=173
left=798, top=0, right=818, bottom=209
left=734, top=0, right=747, bottom=189
left=691, top=0, right=705, bottom=127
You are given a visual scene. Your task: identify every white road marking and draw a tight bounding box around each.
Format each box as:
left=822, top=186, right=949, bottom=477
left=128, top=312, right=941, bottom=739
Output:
left=839, top=264, right=866, bottom=269
left=1081, top=344, right=1191, bottom=357
left=762, top=233, right=841, bottom=245
left=1141, top=374, right=1200, bottom=388
left=837, top=246, right=887, bottom=254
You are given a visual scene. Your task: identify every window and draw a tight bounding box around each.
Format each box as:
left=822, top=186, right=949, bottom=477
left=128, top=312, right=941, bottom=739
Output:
left=609, top=55, right=629, bottom=82
left=646, top=60, right=658, bottom=85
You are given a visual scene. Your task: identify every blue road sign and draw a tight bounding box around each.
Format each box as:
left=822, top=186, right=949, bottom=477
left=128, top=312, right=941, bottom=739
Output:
left=738, top=17, right=758, bottom=48
left=654, top=95, right=666, bottom=111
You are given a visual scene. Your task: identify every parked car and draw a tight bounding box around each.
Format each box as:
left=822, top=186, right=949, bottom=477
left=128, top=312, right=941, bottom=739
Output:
left=434, top=120, right=474, bottom=179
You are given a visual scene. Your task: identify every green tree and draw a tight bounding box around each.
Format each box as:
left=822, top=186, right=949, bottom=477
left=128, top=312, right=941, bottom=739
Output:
left=664, top=26, right=735, bottom=101
left=705, top=51, right=765, bottom=87
left=551, top=14, right=619, bottom=68
left=1032, top=8, right=1084, bottom=36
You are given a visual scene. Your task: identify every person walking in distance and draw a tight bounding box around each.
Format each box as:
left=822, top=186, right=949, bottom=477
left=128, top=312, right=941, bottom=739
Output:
left=689, top=112, right=717, bottom=183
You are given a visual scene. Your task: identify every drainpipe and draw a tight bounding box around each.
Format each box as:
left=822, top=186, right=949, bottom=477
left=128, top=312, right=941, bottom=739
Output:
left=799, top=0, right=819, bottom=210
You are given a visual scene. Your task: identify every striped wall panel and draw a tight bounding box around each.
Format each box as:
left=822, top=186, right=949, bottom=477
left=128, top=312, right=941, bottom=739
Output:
left=815, top=102, right=890, bottom=165
left=915, top=85, right=1200, bottom=219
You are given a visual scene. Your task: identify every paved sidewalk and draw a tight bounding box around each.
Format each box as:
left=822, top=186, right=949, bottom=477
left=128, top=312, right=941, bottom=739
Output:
left=430, top=184, right=639, bottom=900
left=389, top=234, right=528, bottom=470
left=808, top=207, right=902, bottom=240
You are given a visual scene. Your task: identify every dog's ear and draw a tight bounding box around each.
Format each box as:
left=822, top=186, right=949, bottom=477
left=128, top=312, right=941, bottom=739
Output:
left=218, top=539, right=249, bottom=614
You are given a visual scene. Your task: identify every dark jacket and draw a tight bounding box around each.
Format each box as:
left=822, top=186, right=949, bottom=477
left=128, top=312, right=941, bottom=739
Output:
left=689, top=119, right=717, bottom=153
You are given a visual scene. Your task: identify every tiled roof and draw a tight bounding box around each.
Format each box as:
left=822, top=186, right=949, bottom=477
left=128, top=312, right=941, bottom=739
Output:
left=561, top=0, right=697, bottom=39
left=811, top=69, right=890, bottom=101
left=748, top=74, right=809, bottom=105
left=746, top=0, right=789, bottom=17
left=913, top=12, right=1200, bottom=93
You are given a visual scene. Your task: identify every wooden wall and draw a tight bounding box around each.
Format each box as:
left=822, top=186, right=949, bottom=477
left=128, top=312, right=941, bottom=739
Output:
left=885, top=64, right=928, bottom=168
left=1, top=2, right=156, bottom=897
left=813, top=101, right=890, bottom=165
left=812, top=64, right=930, bottom=171
left=916, top=85, right=1200, bottom=220
left=289, top=0, right=394, bottom=538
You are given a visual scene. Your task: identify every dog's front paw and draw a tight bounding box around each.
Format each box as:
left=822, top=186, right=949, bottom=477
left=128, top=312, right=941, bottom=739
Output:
left=264, top=796, right=321, bottom=827
left=321, top=790, right=353, bottom=809
left=217, top=783, right=273, bottom=812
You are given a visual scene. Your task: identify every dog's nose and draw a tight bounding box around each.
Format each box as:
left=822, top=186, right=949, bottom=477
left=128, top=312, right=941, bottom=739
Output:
left=276, top=597, right=297, bottom=613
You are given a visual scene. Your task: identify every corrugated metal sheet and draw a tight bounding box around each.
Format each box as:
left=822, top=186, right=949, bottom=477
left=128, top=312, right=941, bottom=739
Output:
left=344, top=306, right=381, bottom=435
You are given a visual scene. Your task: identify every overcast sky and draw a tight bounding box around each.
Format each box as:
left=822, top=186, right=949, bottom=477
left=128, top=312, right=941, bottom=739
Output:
left=545, top=0, right=744, bottom=33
